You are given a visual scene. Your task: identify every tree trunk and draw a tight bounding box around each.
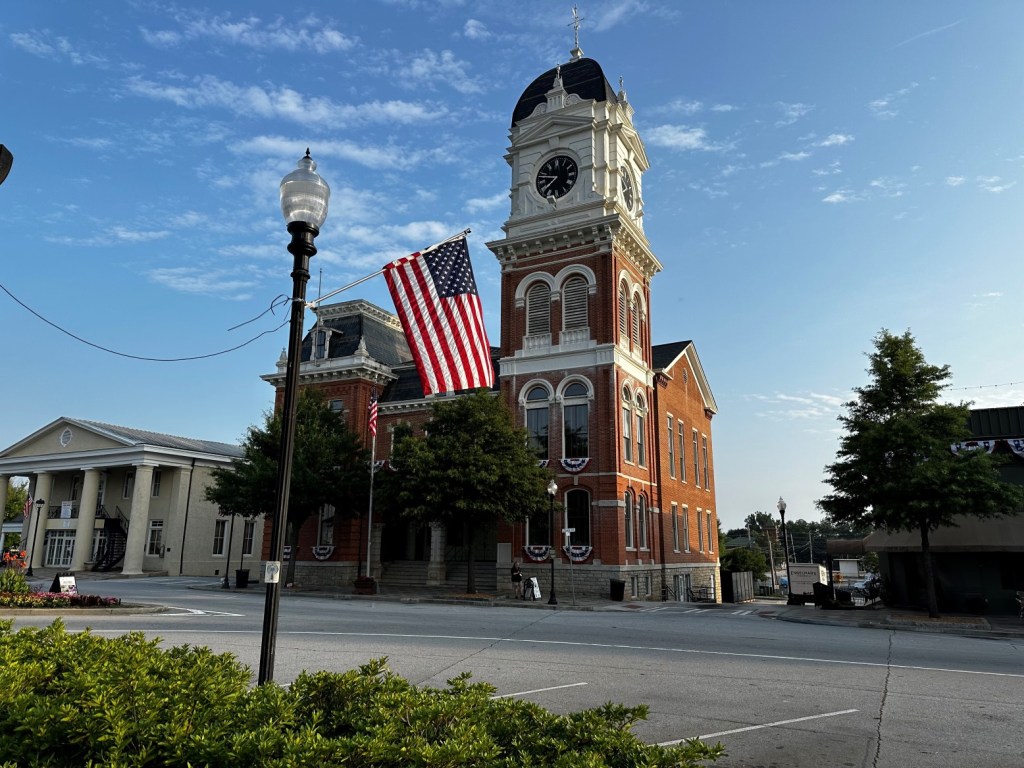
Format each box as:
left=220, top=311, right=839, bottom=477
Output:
left=464, top=520, right=476, bottom=594
left=919, top=523, right=939, bottom=618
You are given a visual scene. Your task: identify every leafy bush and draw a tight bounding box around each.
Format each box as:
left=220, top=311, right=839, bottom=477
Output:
left=0, top=569, right=29, bottom=596
left=0, top=620, right=724, bottom=767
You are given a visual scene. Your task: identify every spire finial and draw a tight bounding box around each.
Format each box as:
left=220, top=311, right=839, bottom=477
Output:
left=569, top=4, right=584, bottom=61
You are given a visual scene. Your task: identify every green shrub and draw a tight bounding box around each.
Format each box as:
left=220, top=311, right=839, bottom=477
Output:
left=0, top=620, right=724, bottom=767
left=0, top=569, right=29, bottom=595
left=0, top=590, right=120, bottom=608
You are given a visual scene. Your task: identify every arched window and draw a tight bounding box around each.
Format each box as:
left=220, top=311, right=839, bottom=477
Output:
left=621, top=385, right=633, bottom=463
left=562, top=381, right=589, bottom=458
left=565, top=489, right=590, bottom=546
left=562, top=275, right=588, bottom=330
left=630, top=292, right=641, bottom=347
left=624, top=490, right=635, bottom=549
left=618, top=280, right=629, bottom=339
left=524, top=385, right=550, bottom=460
left=526, top=282, right=551, bottom=336
left=638, top=494, right=648, bottom=549
left=635, top=393, right=646, bottom=467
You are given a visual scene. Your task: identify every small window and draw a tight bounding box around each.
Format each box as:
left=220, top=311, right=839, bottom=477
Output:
left=147, top=521, right=164, bottom=556
left=702, top=436, right=710, bottom=490
left=151, top=469, right=162, bottom=498
left=624, top=491, right=634, bottom=549
left=667, top=417, right=676, bottom=478
left=242, top=519, right=255, bottom=556
left=678, top=421, right=686, bottom=482
left=213, top=519, right=227, bottom=556
left=122, top=471, right=135, bottom=499
left=618, top=280, right=628, bottom=338
left=697, top=508, right=704, bottom=552
left=682, top=507, right=690, bottom=552
left=635, top=395, right=646, bottom=467
left=329, top=399, right=344, bottom=413
left=319, top=505, right=335, bottom=547
left=622, top=405, right=633, bottom=462
left=692, top=430, right=700, bottom=488
left=671, top=503, right=680, bottom=552
left=313, top=328, right=329, bottom=360
left=630, top=294, right=640, bottom=347
left=638, top=495, right=648, bottom=549
left=707, top=511, right=714, bottom=553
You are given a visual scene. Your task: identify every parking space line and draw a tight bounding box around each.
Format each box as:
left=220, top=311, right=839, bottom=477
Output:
left=657, top=709, right=860, bottom=746
left=492, top=682, right=588, bottom=699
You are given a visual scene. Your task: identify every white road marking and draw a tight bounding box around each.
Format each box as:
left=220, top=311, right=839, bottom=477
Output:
left=657, top=708, right=860, bottom=745
left=157, top=606, right=244, bottom=617
left=492, top=682, right=588, bottom=699
left=81, top=629, right=1024, bottom=679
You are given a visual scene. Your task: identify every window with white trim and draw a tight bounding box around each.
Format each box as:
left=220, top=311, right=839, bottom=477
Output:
left=624, top=491, right=634, bottom=549
left=151, top=469, right=162, bottom=497
left=635, top=394, right=646, bottom=467
left=565, top=488, right=590, bottom=546
left=630, top=294, right=640, bottom=347
left=122, top=471, right=135, bottom=499
left=622, top=402, right=632, bottom=463
left=242, top=519, right=255, bottom=556
left=526, top=282, right=551, bottom=335
left=671, top=503, right=680, bottom=551
left=707, top=511, right=714, bottom=553
left=525, top=385, right=550, bottom=460
left=682, top=506, right=690, bottom=552
left=692, top=429, right=700, bottom=488
left=562, top=275, right=588, bottom=330
left=618, top=280, right=628, bottom=339
left=667, top=417, right=675, bottom=478
left=638, top=495, right=648, bottom=550
left=678, top=421, right=686, bottom=481
left=696, top=508, right=704, bottom=552
left=562, top=381, right=589, bottom=458
left=702, top=436, right=711, bottom=489
left=213, top=519, right=227, bottom=556
left=318, top=505, right=335, bottom=547
left=147, top=520, right=164, bottom=556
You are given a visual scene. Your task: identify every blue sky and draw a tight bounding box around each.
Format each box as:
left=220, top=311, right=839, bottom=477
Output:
left=2, top=1, right=1022, bottom=530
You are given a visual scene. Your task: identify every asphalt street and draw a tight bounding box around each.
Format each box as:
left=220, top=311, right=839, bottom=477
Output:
left=4, top=576, right=1022, bottom=768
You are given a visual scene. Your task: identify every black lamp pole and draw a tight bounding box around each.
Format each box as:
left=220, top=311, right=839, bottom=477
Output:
left=778, top=496, right=795, bottom=605
left=547, top=480, right=558, bottom=606
left=221, top=514, right=235, bottom=589
left=258, top=151, right=329, bottom=686
left=26, top=498, right=44, bottom=577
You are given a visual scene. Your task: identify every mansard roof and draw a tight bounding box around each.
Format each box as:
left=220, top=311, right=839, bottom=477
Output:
left=511, top=57, right=618, bottom=127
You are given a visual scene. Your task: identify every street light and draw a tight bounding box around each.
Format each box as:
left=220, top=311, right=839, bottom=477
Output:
left=547, top=479, right=558, bottom=606
left=26, top=498, right=44, bottom=577
left=777, top=496, right=795, bottom=605
left=258, top=150, right=330, bottom=685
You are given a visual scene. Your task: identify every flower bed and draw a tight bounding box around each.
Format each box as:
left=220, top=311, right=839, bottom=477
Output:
left=0, top=591, right=121, bottom=609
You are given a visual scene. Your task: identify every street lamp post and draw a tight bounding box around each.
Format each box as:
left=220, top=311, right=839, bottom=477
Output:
left=221, top=514, right=235, bottom=589
left=258, top=150, right=330, bottom=686
left=778, top=496, right=796, bottom=605
left=547, top=479, right=558, bottom=606
left=26, top=498, right=44, bottom=577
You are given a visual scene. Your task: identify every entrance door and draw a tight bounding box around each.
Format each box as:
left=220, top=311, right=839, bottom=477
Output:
left=45, top=530, right=75, bottom=568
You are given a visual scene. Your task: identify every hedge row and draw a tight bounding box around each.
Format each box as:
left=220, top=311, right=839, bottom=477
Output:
left=0, top=620, right=724, bottom=767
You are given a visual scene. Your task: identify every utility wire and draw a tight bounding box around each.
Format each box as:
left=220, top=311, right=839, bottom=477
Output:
left=1, top=279, right=291, bottom=363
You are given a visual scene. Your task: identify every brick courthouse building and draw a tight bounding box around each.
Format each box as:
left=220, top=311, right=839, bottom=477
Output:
left=263, top=48, right=721, bottom=601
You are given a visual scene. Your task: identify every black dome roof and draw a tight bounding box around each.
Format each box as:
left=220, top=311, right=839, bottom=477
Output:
left=511, top=57, right=617, bottom=127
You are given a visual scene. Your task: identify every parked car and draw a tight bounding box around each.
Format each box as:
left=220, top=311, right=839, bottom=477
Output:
left=851, top=575, right=880, bottom=598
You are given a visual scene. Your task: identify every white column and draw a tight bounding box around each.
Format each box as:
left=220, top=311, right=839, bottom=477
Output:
left=29, top=473, right=53, bottom=570
left=70, top=468, right=101, bottom=572
left=121, top=464, right=154, bottom=575
left=0, top=475, right=7, bottom=551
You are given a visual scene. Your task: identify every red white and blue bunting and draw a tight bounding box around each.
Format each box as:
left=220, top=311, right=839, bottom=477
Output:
left=1010, top=439, right=1024, bottom=459
left=562, top=545, right=593, bottom=563
left=522, top=545, right=551, bottom=562
left=951, top=440, right=996, bottom=454
left=560, top=457, right=590, bottom=473
left=311, top=546, right=335, bottom=561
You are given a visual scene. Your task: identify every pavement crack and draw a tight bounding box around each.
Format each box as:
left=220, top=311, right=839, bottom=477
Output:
left=872, top=631, right=895, bottom=768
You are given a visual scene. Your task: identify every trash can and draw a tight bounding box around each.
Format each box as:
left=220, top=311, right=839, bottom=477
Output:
left=235, top=569, right=250, bottom=589
left=610, top=578, right=626, bottom=601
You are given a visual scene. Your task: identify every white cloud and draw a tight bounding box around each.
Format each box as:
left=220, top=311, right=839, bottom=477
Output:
left=869, top=82, right=919, bottom=119
left=977, top=176, right=1017, bottom=193
left=710, top=103, right=738, bottom=112
left=140, top=13, right=356, bottom=53
left=147, top=266, right=257, bottom=299
left=870, top=177, right=906, bottom=197
left=463, top=19, right=490, bottom=39
left=817, top=134, right=854, bottom=147
left=747, top=391, right=847, bottom=421
left=822, top=189, right=855, bottom=204
left=945, top=176, right=966, bottom=187
left=465, top=192, right=507, bottom=213
left=775, top=102, right=813, bottom=126
left=9, top=31, right=105, bottom=66
left=812, top=161, right=842, bottom=176
left=646, top=125, right=724, bottom=152
left=779, top=151, right=811, bottom=162
left=125, top=75, right=447, bottom=127
left=663, top=98, right=704, bottom=115
left=233, top=135, right=447, bottom=171
left=398, top=49, right=483, bottom=94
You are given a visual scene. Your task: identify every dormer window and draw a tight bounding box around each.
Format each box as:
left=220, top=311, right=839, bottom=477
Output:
left=312, top=328, right=331, bottom=361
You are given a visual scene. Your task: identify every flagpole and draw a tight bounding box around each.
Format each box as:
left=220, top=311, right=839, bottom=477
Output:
left=366, top=431, right=377, bottom=579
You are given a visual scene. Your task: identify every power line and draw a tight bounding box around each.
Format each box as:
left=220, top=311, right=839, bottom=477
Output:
left=0, top=280, right=291, bottom=363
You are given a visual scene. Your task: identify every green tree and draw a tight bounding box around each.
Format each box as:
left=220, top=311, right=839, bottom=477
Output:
left=818, top=329, right=1023, bottom=617
left=4, top=481, right=28, bottom=523
left=720, top=546, right=769, bottom=581
left=387, top=390, right=551, bottom=593
left=205, top=389, right=370, bottom=586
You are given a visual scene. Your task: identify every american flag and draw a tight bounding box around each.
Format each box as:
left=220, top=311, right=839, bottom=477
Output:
left=23, top=496, right=33, bottom=519
left=383, top=236, right=494, bottom=396
left=368, top=394, right=378, bottom=437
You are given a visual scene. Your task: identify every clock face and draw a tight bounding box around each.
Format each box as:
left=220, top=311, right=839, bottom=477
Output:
left=535, top=155, right=578, bottom=199
left=621, top=168, right=635, bottom=211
